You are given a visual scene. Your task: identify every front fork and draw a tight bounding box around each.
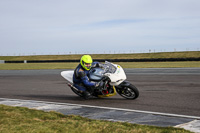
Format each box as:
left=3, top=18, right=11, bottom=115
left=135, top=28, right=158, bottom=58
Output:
left=97, top=80, right=117, bottom=97
left=97, top=86, right=117, bottom=98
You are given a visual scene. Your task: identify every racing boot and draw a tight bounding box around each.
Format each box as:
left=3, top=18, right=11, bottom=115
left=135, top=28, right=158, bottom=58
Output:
left=82, top=91, right=91, bottom=100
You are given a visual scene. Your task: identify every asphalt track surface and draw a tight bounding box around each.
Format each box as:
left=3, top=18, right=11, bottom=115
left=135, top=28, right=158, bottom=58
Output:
left=0, top=68, right=200, bottom=117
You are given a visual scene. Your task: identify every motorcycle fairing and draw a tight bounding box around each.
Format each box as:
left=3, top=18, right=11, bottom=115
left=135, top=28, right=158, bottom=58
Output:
left=61, top=71, right=74, bottom=83
left=104, top=63, right=126, bottom=86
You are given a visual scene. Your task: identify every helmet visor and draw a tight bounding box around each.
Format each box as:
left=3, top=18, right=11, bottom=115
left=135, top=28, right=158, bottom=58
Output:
left=84, top=63, right=91, bottom=69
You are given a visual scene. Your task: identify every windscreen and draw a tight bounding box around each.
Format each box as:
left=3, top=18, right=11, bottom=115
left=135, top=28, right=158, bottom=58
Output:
left=103, top=61, right=117, bottom=74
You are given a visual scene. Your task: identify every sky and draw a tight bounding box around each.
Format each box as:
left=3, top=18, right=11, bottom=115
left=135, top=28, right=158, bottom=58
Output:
left=0, top=0, right=200, bottom=56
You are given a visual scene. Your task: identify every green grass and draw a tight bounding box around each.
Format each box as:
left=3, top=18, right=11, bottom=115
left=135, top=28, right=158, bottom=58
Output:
left=0, top=61, right=200, bottom=70
left=0, top=51, right=199, bottom=70
left=120, top=61, right=200, bottom=68
left=0, top=62, right=79, bottom=70
left=0, top=51, right=200, bottom=61
left=0, top=104, right=192, bottom=133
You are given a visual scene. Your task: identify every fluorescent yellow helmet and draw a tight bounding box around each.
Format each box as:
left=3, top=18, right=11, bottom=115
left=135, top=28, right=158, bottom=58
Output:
left=80, top=55, right=93, bottom=70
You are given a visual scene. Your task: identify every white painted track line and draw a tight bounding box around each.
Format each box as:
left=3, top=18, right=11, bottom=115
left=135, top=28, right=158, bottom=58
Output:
left=0, top=98, right=199, bottom=120
left=1, top=98, right=200, bottom=133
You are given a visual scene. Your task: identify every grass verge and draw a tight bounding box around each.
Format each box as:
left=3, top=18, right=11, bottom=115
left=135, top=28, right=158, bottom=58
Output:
left=0, top=104, right=191, bottom=133
left=0, top=51, right=200, bottom=61
left=0, top=61, right=200, bottom=70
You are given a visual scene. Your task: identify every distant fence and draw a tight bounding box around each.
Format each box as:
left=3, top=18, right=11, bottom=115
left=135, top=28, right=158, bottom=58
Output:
left=3, top=57, right=200, bottom=63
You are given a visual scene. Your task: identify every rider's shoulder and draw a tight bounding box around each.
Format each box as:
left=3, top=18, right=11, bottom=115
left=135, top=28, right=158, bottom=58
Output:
left=78, top=68, right=86, bottom=77
left=78, top=68, right=84, bottom=72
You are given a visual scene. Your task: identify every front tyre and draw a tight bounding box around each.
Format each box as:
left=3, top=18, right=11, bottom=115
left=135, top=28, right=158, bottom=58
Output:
left=116, top=84, right=139, bottom=99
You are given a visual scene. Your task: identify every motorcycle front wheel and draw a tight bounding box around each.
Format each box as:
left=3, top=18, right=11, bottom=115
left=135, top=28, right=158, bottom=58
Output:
left=116, top=84, right=139, bottom=99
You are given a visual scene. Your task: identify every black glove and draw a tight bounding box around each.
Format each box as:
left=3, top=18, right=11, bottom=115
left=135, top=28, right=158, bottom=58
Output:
left=92, top=63, right=103, bottom=68
left=97, top=63, right=104, bottom=68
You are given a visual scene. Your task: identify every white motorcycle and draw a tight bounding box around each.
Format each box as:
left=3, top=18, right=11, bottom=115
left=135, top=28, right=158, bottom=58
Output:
left=61, top=61, right=139, bottom=99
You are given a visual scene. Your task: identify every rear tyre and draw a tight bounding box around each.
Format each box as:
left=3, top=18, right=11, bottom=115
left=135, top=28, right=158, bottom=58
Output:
left=116, top=84, right=139, bottom=99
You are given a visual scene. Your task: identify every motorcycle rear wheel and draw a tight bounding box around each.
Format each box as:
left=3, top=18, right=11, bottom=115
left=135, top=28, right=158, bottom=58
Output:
left=116, top=84, right=139, bottom=99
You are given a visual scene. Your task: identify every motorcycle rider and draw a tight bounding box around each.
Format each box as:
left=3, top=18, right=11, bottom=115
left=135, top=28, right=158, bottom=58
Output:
left=73, top=55, right=104, bottom=99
